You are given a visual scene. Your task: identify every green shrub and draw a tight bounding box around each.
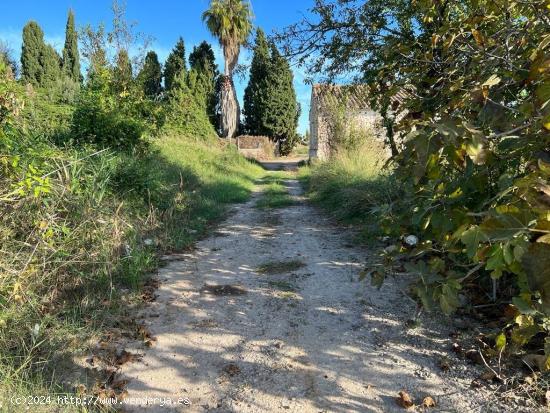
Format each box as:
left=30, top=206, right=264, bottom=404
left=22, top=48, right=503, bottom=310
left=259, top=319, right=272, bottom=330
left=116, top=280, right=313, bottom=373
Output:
left=71, top=83, right=147, bottom=149
left=20, top=88, right=74, bottom=142
left=163, top=74, right=217, bottom=140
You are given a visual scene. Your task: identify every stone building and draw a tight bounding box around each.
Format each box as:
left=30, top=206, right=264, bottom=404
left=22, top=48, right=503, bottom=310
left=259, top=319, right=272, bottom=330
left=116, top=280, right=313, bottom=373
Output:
left=236, top=135, right=277, bottom=160
left=308, top=84, right=386, bottom=161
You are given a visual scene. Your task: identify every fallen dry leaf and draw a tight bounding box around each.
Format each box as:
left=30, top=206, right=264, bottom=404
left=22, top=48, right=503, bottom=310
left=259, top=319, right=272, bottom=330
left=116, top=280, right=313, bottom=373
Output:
left=396, top=391, right=414, bottom=408
left=522, top=354, right=549, bottom=372
left=110, top=379, right=128, bottom=391
left=422, top=396, right=436, bottom=408
left=137, top=324, right=157, bottom=342
left=451, top=342, right=462, bottom=354
left=74, top=384, right=87, bottom=396
left=439, top=357, right=451, bottom=372
left=115, top=350, right=143, bottom=366
left=465, top=349, right=484, bottom=365
left=470, top=378, right=483, bottom=388
left=222, top=363, right=241, bottom=376
left=480, top=370, right=496, bottom=381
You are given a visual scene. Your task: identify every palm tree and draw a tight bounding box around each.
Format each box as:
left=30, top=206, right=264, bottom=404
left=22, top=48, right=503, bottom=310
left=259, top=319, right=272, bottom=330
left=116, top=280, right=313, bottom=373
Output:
left=203, top=0, right=253, bottom=139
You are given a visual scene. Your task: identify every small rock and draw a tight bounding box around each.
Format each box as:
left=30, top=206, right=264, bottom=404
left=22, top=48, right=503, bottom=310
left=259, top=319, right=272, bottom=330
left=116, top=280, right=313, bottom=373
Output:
left=404, top=235, right=418, bottom=246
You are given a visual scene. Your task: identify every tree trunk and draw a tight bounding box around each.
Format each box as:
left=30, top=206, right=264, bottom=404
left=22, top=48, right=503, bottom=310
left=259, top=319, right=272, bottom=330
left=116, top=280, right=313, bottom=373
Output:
left=220, top=75, right=239, bottom=139
left=219, top=42, right=240, bottom=139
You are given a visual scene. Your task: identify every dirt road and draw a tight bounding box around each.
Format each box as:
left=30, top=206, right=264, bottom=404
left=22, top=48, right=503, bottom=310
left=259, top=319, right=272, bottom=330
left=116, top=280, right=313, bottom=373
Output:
left=120, top=177, right=499, bottom=412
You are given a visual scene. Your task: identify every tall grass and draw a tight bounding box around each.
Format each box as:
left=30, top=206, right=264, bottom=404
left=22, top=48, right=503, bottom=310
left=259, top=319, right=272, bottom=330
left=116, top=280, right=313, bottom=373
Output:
left=300, top=144, right=403, bottom=240
left=0, top=130, right=262, bottom=407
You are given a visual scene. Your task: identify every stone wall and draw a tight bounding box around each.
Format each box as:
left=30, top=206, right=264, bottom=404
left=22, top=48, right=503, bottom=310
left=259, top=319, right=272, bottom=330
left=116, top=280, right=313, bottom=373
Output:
left=236, top=135, right=276, bottom=160
left=309, top=104, right=388, bottom=161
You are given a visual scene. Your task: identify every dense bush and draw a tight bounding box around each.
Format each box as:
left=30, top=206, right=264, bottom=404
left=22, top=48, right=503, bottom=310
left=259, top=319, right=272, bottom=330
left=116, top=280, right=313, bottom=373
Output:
left=288, top=0, right=549, bottom=363
left=70, top=69, right=148, bottom=149
left=163, top=73, right=218, bottom=140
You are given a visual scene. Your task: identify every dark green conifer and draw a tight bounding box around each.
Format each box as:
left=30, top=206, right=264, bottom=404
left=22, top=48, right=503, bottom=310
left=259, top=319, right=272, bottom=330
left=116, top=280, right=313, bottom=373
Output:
left=41, top=44, right=62, bottom=86
left=138, top=51, right=162, bottom=98
left=262, top=42, right=300, bottom=155
left=243, top=28, right=270, bottom=135
left=164, top=37, right=186, bottom=92
left=62, top=9, right=80, bottom=82
left=112, top=49, right=133, bottom=93
left=189, top=41, right=218, bottom=126
left=21, top=21, right=45, bottom=86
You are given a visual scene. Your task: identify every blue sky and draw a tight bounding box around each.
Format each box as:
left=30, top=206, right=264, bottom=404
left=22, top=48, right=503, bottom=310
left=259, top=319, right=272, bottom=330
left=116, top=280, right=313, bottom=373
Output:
left=0, top=0, right=315, bottom=133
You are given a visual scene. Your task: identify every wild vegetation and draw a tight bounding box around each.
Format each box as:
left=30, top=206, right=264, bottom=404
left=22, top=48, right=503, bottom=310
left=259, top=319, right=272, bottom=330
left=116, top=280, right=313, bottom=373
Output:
left=0, top=1, right=264, bottom=404
left=288, top=0, right=550, bottom=384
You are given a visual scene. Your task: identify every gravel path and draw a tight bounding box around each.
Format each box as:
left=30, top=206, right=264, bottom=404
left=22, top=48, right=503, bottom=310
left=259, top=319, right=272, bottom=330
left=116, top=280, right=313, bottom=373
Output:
left=120, top=177, right=500, bottom=412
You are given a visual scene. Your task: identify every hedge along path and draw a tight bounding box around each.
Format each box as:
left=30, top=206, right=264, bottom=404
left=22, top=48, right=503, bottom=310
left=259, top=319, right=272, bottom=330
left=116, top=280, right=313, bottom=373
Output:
left=120, top=171, right=504, bottom=413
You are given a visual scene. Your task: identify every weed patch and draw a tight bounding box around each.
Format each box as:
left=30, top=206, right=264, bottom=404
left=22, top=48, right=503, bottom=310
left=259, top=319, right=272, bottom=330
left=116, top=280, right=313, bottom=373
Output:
left=256, top=179, right=295, bottom=209
left=257, top=259, right=306, bottom=275
left=268, top=280, right=297, bottom=292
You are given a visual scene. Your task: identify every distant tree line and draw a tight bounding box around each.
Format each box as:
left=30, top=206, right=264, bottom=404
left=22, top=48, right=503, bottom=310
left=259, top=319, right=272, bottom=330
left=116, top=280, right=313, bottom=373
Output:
left=9, top=0, right=299, bottom=153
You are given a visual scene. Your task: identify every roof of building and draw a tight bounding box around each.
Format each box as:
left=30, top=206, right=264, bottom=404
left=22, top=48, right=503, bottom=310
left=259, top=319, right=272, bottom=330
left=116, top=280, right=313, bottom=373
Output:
left=311, top=83, right=413, bottom=113
left=311, top=84, right=371, bottom=111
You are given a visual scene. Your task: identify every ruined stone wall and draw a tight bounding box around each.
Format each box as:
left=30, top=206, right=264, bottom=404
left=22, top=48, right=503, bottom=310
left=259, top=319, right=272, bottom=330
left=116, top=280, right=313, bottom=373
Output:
left=308, top=84, right=392, bottom=162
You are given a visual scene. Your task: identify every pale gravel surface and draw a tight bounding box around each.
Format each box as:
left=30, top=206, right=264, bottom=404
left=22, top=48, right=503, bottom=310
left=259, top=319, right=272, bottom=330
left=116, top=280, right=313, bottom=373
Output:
left=120, top=177, right=513, bottom=413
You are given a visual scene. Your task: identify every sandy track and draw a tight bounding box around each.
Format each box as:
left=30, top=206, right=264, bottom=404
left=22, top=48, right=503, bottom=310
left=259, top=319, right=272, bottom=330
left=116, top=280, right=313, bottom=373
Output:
left=120, top=178, right=499, bottom=413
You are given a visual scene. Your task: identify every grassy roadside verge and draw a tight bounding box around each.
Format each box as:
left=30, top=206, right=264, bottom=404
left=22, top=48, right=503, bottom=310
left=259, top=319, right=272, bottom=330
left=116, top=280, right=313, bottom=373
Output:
left=0, top=132, right=263, bottom=410
left=298, top=148, right=401, bottom=242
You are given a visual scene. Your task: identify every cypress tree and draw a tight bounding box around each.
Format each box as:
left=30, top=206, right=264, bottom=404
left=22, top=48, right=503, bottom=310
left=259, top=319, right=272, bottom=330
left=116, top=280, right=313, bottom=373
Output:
left=262, top=42, right=299, bottom=155
left=113, top=49, right=133, bottom=94
left=41, top=44, right=62, bottom=86
left=21, top=21, right=45, bottom=86
left=164, top=37, right=186, bottom=92
left=138, top=51, right=162, bottom=98
left=243, top=28, right=270, bottom=135
left=62, top=9, right=80, bottom=82
left=189, top=41, right=217, bottom=74
left=189, top=41, right=218, bottom=126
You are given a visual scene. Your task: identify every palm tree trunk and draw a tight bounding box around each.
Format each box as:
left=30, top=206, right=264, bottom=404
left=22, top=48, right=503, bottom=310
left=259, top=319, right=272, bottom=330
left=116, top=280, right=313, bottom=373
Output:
left=217, top=42, right=240, bottom=139
left=220, top=75, right=239, bottom=138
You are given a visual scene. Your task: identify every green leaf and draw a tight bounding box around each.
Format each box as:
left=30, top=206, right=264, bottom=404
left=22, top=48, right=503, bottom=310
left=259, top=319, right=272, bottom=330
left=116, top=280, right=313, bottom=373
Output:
left=495, top=333, right=506, bottom=351
left=521, top=243, right=550, bottom=314
left=539, top=159, right=550, bottom=176
left=512, top=296, right=537, bottom=315
left=480, top=212, right=533, bottom=241
left=465, top=135, right=488, bottom=165
left=370, top=270, right=385, bottom=289
left=537, top=234, right=550, bottom=244
left=503, top=243, right=514, bottom=265
left=415, top=285, right=434, bottom=312
left=460, top=226, right=489, bottom=258
left=511, top=324, right=540, bottom=346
